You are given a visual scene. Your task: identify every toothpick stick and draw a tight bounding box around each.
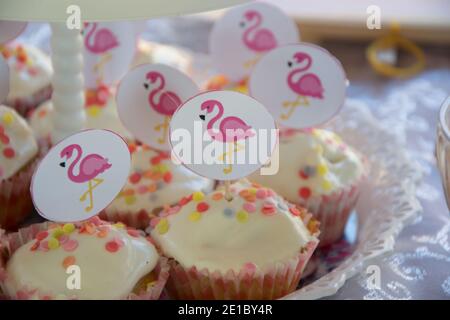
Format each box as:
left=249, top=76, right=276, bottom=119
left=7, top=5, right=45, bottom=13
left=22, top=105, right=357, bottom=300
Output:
left=225, top=180, right=233, bottom=201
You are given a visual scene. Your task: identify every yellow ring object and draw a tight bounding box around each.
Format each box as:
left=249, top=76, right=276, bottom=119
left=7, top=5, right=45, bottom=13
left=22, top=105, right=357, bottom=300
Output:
left=367, top=25, right=425, bottom=78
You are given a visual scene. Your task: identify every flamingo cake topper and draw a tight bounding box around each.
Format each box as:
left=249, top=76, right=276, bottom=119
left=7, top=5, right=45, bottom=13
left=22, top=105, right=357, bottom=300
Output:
left=31, top=129, right=131, bottom=222
left=117, top=63, right=198, bottom=151
left=249, top=43, right=347, bottom=129
left=210, top=2, right=299, bottom=82
left=170, top=90, right=277, bottom=181
left=82, top=22, right=136, bottom=88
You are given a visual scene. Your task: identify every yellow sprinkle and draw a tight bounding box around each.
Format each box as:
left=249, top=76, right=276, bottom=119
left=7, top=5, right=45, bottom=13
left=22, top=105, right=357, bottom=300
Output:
left=234, top=85, right=248, bottom=94
left=52, top=228, right=64, bottom=239
left=154, top=164, right=169, bottom=174
left=48, top=238, right=60, bottom=250
left=125, top=195, right=136, bottom=205
left=146, top=281, right=157, bottom=290
left=248, top=188, right=257, bottom=195
left=188, top=211, right=201, bottom=222
left=317, top=163, right=328, bottom=176
left=156, top=218, right=169, bottom=234
left=2, top=112, right=14, bottom=125
left=86, top=106, right=101, bottom=118
left=62, top=223, right=75, bottom=234
left=192, top=191, right=204, bottom=202
left=322, top=180, right=333, bottom=192
left=236, top=210, right=249, bottom=223
left=114, top=222, right=125, bottom=229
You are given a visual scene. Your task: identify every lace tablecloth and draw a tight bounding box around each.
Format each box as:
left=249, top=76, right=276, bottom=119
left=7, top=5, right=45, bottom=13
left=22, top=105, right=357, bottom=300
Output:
left=18, top=18, right=450, bottom=299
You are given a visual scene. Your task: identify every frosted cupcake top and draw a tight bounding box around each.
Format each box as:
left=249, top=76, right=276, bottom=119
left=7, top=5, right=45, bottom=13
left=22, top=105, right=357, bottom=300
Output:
left=105, top=145, right=214, bottom=216
left=0, top=105, right=38, bottom=181
left=3, top=218, right=159, bottom=300
left=29, top=85, right=132, bottom=140
left=0, top=43, right=52, bottom=99
left=150, top=180, right=319, bottom=273
left=132, top=39, right=192, bottom=74
left=249, top=128, right=364, bottom=202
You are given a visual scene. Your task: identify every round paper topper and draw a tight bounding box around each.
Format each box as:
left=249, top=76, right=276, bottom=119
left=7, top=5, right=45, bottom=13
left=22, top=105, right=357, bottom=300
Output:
left=0, top=56, right=9, bottom=104
left=82, top=22, right=136, bottom=88
left=0, top=21, right=27, bottom=43
left=117, top=64, right=199, bottom=150
left=31, top=129, right=131, bottom=222
left=249, top=43, right=347, bottom=128
left=210, top=2, right=299, bottom=82
left=170, top=90, right=278, bottom=181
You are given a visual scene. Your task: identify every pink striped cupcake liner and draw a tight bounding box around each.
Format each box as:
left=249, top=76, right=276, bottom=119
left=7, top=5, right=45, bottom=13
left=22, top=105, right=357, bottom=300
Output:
left=0, top=221, right=170, bottom=300
left=166, top=240, right=318, bottom=300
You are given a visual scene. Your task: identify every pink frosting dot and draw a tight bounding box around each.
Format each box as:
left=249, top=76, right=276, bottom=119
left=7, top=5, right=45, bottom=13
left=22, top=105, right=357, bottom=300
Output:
left=63, top=239, right=79, bottom=252
left=243, top=202, right=256, bottom=213
left=256, top=189, right=267, bottom=199
left=137, top=185, right=148, bottom=194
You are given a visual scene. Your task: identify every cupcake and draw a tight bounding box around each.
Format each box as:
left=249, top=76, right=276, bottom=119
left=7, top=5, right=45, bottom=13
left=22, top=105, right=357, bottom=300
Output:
left=100, top=144, right=215, bottom=229
left=249, top=128, right=366, bottom=247
left=0, top=43, right=52, bottom=117
left=132, top=39, right=193, bottom=75
left=0, top=217, right=169, bottom=300
left=149, top=181, right=320, bottom=300
left=204, top=74, right=248, bottom=94
left=0, top=105, right=39, bottom=230
left=29, top=84, right=132, bottom=143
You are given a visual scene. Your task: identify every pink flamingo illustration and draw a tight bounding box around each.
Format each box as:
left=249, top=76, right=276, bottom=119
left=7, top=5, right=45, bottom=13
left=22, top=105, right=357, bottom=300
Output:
left=241, top=10, right=277, bottom=69
left=83, top=23, right=119, bottom=83
left=199, top=99, right=255, bottom=174
left=59, top=144, right=112, bottom=212
left=144, top=71, right=182, bottom=144
left=281, top=52, right=324, bottom=120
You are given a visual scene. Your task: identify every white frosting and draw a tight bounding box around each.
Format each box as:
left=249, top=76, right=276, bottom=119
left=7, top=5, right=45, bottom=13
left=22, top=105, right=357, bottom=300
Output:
left=0, top=105, right=38, bottom=180
left=151, top=181, right=317, bottom=273
left=249, top=129, right=364, bottom=202
left=132, top=39, right=192, bottom=74
left=1, top=43, right=52, bottom=99
left=29, top=92, right=132, bottom=141
left=4, top=222, right=159, bottom=300
left=105, top=147, right=214, bottom=215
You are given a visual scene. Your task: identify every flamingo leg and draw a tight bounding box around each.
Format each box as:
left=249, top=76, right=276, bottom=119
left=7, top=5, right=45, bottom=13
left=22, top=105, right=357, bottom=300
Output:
left=80, top=178, right=104, bottom=212
left=155, top=116, right=169, bottom=144
left=244, top=54, right=261, bottom=69
left=280, top=96, right=310, bottom=120
left=93, top=52, right=112, bottom=84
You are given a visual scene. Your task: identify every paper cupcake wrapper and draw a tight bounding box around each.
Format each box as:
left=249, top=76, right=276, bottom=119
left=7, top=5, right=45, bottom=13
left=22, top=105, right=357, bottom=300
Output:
left=6, top=85, right=52, bottom=117
left=0, top=157, right=40, bottom=231
left=99, top=208, right=153, bottom=230
left=296, top=165, right=367, bottom=247
left=165, top=240, right=318, bottom=300
left=0, top=222, right=170, bottom=300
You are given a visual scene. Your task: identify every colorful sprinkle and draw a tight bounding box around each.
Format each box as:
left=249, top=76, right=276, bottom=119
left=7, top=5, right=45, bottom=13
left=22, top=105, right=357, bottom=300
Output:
left=52, top=228, right=64, bottom=239
left=156, top=218, right=169, bottom=234
left=236, top=210, right=249, bottom=223
left=256, top=188, right=268, bottom=199
left=127, top=229, right=140, bottom=238
left=3, top=147, right=15, bottom=158
left=192, top=191, right=205, bottom=202
left=243, top=202, right=256, bottom=213
left=125, top=195, right=137, bottom=205
left=62, top=239, right=79, bottom=252
left=59, top=235, right=69, bottom=244
left=196, top=202, right=209, bottom=213
left=223, top=208, right=234, bottom=217
left=1, top=112, right=14, bottom=125
left=62, top=223, right=75, bottom=234
left=188, top=211, right=201, bottom=222
left=62, top=256, right=76, bottom=269
left=48, top=238, right=60, bottom=250
left=212, top=192, right=224, bottom=201
left=163, top=171, right=173, bottom=183
left=129, top=172, right=142, bottom=184
left=317, top=163, right=328, bottom=176
left=299, top=187, right=311, bottom=199
left=113, top=222, right=125, bottom=229
left=36, top=231, right=49, bottom=241
left=322, top=180, right=333, bottom=191
left=289, top=207, right=301, bottom=216
left=105, top=241, right=119, bottom=253
left=262, top=202, right=276, bottom=216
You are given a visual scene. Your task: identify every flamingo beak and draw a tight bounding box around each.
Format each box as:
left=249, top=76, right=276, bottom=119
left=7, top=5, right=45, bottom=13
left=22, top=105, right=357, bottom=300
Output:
left=59, top=162, right=66, bottom=168
left=199, top=114, right=206, bottom=121
left=143, top=83, right=149, bottom=89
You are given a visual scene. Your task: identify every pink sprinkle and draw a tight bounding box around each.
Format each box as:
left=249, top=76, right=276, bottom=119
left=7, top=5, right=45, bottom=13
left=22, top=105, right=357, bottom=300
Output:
left=168, top=205, right=181, bottom=215
left=40, top=241, right=49, bottom=252
left=256, top=189, right=267, bottom=199
left=127, top=229, right=140, bottom=238
left=36, top=231, right=48, bottom=241
left=137, top=185, right=148, bottom=194
left=150, top=217, right=160, bottom=228
left=105, top=241, right=119, bottom=253
left=243, top=202, right=256, bottom=213
left=58, top=235, right=69, bottom=245
left=89, top=216, right=102, bottom=226
left=62, top=239, right=79, bottom=252
left=243, top=262, right=257, bottom=272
